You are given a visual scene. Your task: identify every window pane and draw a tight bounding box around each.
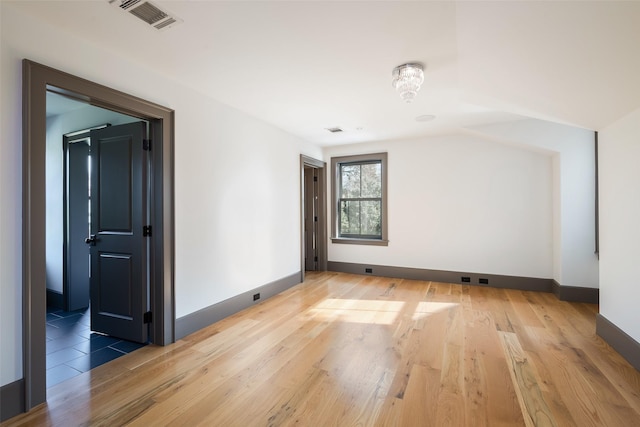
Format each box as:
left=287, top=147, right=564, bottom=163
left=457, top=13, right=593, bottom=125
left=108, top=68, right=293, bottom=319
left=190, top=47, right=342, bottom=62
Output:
left=360, top=163, right=381, bottom=198
left=339, top=200, right=381, bottom=237
left=341, top=164, right=361, bottom=198
left=340, top=200, right=361, bottom=235
left=360, top=200, right=381, bottom=236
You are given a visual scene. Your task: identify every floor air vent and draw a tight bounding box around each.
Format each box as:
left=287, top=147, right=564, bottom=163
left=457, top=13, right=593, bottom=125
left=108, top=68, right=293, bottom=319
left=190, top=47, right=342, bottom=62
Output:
left=109, top=0, right=182, bottom=31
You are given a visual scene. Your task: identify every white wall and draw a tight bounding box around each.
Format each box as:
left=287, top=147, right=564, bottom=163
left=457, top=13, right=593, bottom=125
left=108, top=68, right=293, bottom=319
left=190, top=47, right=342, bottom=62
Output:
left=173, top=96, right=317, bottom=317
left=599, top=107, right=640, bottom=343
left=0, top=2, right=24, bottom=388
left=0, top=3, right=321, bottom=386
left=46, top=105, right=140, bottom=294
left=324, top=134, right=553, bottom=279
left=466, top=119, right=599, bottom=288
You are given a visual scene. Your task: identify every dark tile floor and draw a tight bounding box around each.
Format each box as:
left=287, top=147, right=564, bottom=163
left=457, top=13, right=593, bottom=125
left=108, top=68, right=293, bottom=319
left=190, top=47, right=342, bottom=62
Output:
left=46, top=306, right=146, bottom=388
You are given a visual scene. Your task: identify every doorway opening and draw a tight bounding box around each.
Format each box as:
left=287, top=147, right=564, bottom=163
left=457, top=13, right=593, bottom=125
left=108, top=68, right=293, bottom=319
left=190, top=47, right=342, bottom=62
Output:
left=300, top=155, right=327, bottom=281
left=23, top=60, right=175, bottom=410
left=45, top=92, right=151, bottom=387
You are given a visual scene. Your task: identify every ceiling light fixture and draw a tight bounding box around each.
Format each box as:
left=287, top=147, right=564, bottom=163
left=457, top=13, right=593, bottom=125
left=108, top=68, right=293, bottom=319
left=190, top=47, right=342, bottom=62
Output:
left=392, top=63, right=424, bottom=103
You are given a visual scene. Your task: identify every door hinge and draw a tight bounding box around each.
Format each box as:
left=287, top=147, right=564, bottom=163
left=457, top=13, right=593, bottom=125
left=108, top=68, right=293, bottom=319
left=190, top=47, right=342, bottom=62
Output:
left=313, top=176, right=318, bottom=182
left=143, top=139, right=151, bottom=151
left=143, top=225, right=152, bottom=237
left=314, top=216, right=318, bottom=222
left=144, top=311, right=152, bottom=324
left=314, top=256, right=318, bottom=262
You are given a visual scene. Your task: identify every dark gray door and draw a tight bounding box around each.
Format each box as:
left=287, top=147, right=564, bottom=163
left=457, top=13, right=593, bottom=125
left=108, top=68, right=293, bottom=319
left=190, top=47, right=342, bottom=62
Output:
left=88, top=122, right=148, bottom=343
left=65, top=138, right=91, bottom=311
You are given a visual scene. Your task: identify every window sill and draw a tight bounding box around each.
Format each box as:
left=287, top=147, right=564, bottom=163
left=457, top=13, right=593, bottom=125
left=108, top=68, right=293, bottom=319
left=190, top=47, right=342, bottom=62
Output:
left=331, top=237, right=389, bottom=246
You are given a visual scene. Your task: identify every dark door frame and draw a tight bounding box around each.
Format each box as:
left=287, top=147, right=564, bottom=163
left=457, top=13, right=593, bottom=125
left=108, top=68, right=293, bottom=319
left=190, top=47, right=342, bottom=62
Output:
left=22, top=60, right=175, bottom=410
left=300, top=155, right=327, bottom=281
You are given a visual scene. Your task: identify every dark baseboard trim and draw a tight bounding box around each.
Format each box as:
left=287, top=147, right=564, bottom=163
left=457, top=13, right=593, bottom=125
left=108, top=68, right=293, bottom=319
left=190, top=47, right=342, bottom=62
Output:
left=596, top=314, right=640, bottom=372
left=552, top=279, right=599, bottom=304
left=0, top=379, right=25, bottom=422
left=328, top=261, right=552, bottom=292
left=46, top=289, right=63, bottom=309
left=175, top=271, right=301, bottom=340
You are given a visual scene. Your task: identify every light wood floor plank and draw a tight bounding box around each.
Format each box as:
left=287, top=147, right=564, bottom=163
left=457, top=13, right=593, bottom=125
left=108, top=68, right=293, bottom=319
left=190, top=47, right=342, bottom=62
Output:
left=498, top=331, right=556, bottom=427
left=399, top=363, right=440, bottom=426
left=3, top=272, right=640, bottom=426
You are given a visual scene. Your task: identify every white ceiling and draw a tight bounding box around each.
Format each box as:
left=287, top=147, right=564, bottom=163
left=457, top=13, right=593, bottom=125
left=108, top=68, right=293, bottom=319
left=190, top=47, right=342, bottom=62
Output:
left=13, top=0, right=640, bottom=146
left=46, top=91, right=89, bottom=118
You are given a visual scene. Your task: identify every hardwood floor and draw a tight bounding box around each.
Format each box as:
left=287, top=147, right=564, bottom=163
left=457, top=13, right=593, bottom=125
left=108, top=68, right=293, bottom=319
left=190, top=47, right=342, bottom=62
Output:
left=4, top=272, right=640, bottom=426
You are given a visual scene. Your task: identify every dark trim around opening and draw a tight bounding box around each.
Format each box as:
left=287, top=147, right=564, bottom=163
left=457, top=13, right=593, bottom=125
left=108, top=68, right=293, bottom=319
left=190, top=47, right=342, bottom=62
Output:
left=22, top=59, right=175, bottom=412
left=300, top=155, right=328, bottom=282
left=330, top=152, right=388, bottom=246
left=594, top=131, right=600, bottom=257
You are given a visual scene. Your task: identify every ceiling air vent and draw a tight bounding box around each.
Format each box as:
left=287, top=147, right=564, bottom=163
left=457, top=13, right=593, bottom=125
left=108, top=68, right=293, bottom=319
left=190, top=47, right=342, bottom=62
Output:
left=109, top=0, right=182, bottom=31
left=326, top=127, right=343, bottom=133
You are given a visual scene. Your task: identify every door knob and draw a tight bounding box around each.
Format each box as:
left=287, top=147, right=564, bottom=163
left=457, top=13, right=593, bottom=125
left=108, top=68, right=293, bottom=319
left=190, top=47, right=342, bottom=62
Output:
left=85, top=234, right=98, bottom=246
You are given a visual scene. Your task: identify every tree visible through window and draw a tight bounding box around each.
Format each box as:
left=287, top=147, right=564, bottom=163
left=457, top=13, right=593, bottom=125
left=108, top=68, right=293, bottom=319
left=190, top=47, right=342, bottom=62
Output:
left=331, top=153, right=388, bottom=245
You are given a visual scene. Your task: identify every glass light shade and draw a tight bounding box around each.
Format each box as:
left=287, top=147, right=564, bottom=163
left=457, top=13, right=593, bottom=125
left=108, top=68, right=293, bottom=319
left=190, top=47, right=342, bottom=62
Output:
left=392, top=63, right=424, bottom=103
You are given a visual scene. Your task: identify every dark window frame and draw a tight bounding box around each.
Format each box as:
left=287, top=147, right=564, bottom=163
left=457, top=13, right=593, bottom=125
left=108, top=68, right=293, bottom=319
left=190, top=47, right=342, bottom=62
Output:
left=331, top=153, right=388, bottom=246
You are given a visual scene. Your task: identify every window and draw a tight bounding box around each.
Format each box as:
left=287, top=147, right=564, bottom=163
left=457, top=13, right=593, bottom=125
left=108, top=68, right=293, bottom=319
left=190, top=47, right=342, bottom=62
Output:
left=331, top=153, right=388, bottom=245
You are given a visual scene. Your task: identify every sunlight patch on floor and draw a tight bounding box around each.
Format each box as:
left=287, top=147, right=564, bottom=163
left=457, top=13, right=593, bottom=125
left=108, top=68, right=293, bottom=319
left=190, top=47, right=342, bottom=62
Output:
left=411, top=301, right=459, bottom=320
left=310, top=299, right=406, bottom=325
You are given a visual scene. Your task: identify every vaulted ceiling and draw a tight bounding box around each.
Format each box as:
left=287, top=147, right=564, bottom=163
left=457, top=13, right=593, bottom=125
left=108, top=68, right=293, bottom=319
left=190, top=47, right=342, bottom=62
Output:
left=11, top=1, right=640, bottom=146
